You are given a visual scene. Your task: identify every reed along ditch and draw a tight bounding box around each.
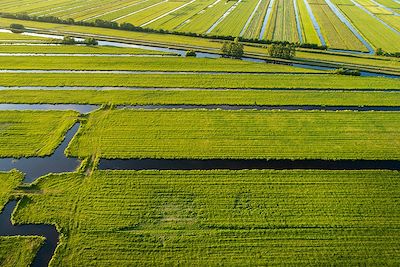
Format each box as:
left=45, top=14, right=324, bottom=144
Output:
left=1, top=104, right=400, bottom=266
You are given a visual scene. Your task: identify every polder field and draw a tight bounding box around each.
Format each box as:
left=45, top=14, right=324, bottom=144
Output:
left=0, top=0, right=399, bottom=52
left=0, top=4, right=400, bottom=266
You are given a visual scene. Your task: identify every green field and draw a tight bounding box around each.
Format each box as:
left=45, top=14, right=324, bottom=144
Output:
left=1, top=0, right=398, bottom=49
left=0, top=236, right=45, bottom=267
left=0, top=45, right=174, bottom=55
left=1, top=89, right=400, bottom=106
left=0, top=56, right=322, bottom=73
left=13, top=170, right=400, bottom=265
left=0, top=73, right=399, bottom=89
left=0, top=111, right=78, bottom=157
left=0, top=171, right=23, bottom=209
left=68, top=109, right=400, bottom=159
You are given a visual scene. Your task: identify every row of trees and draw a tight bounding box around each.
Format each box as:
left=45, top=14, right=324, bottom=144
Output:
left=221, top=39, right=296, bottom=60
left=376, top=48, right=400, bottom=58
left=62, top=36, right=98, bottom=46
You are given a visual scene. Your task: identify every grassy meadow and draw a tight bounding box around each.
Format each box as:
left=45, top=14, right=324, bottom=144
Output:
left=68, top=109, right=400, bottom=160
left=0, top=236, right=45, bottom=267
left=13, top=170, right=400, bottom=265
left=1, top=89, right=400, bottom=106
left=0, top=111, right=78, bottom=157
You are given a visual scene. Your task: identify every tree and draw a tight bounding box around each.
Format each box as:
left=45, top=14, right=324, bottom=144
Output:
left=9, top=23, right=25, bottom=33
left=61, top=35, right=76, bottom=45
left=267, top=44, right=296, bottom=59
left=221, top=37, right=244, bottom=59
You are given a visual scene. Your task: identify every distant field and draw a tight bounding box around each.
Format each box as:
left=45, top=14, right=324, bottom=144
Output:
left=1, top=0, right=399, bottom=51
left=13, top=170, right=400, bottom=265
left=69, top=109, right=400, bottom=159
left=0, top=111, right=78, bottom=157
left=0, top=73, right=399, bottom=89
left=2, top=89, right=400, bottom=106
left=0, top=236, right=45, bottom=267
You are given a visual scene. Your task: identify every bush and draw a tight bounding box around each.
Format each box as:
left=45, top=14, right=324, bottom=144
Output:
left=221, top=37, right=244, bottom=59
left=84, top=37, right=98, bottom=46
left=185, top=50, right=197, bottom=57
left=9, top=23, right=24, bottom=33
left=61, top=35, right=76, bottom=45
left=333, top=68, right=361, bottom=76
left=267, top=44, right=296, bottom=59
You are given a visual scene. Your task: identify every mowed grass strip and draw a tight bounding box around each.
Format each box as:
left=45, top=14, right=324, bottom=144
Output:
left=0, top=170, right=23, bottom=209
left=2, top=89, right=400, bottom=106
left=0, top=56, right=322, bottom=73
left=13, top=170, right=400, bottom=265
left=0, top=111, right=78, bottom=157
left=0, top=73, right=399, bottom=89
left=0, top=236, right=45, bottom=267
left=0, top=45, right=174, bottom=55
left=69, top=109, right=400, bottom=159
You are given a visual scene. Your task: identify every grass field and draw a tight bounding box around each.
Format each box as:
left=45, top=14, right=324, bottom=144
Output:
left=0, top=45, right=174, bottom=55
left=265, top=0, right=300, bottom=42
left=0, top=56, right=322, bottom=73
left=0, top=0, right=399, bottom=48
left=0, top=32, right=52, bottom=43
left=68, top=109, right=400, bottom=159
left=1, top=89, right=400, bottom=106
left=296, top=0, right=321, bottom=44
left=0, top=111, right=78, bottom=157
left=308, top=0, right=368, bottom=51
left=0, top=236, right=45, bottom=267
left=13, top=170, right=400, bottom=265
left=333, top=0, right=400, bottom=51
left=0, top=171, right=23, bottom=210
left=0, top=73, right=399, bottom=89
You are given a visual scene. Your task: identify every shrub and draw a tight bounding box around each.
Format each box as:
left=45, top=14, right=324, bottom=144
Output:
left=185, top=50, right=197, bottom=57
left=333, top=68, right=361, bottom=76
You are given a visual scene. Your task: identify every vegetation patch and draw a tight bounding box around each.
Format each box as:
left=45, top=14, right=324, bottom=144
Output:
left=69, top=109, right=400, bottom=159
left=13, top=170, right=400, bottom=265
left=0, top=236, right=45, bottom=267
left=0, top=111, right=78, bottom=158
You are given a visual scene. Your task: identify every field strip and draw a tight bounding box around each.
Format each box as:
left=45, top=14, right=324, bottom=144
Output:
left=302, top=0, right=326, bottom=45
left=141, top=0, right=197, bottom=27
left=349, top=0, right=400, bottom=34
left=323, top=0, right=375, bottom=53
left=83, top=0, right=153, bottom=21
left=239, top=0, right=264, bottom=36
left=259, top=0, right=276, bottom=39
left=206, top=0, right=244, bottom=34
left=1, top=86, right=400, bottom=92
left=0, top=53, right=174, bottom=57
left=29, top=0, right=84, bottom=15
left=111, top=0, right=167, bottom=22
left=293, top=0, right=304, bottom=42
left=173, top=0, right=221, bottom=30
left=0, top=70, right=325, bottom=75
left=367, top=0, right=400, bottom=16
left=45, top=2, right=93, bottom=16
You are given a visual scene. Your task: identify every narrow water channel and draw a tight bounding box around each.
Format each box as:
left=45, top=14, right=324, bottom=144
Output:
left=99, top=158, right=400, bottom=170
left=118, top=104, right=400, bottom=111
left=0, top=123, right=81, bottom=183
left=0, top=200, right=59, bottom=267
